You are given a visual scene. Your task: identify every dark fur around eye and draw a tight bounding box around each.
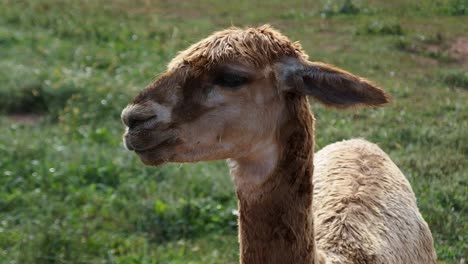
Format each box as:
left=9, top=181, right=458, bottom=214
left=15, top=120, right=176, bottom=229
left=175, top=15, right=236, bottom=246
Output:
left=214, top=73, right=249, bottom=88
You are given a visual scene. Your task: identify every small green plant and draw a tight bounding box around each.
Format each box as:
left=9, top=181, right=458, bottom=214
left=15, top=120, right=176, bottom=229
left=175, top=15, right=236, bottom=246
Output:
left=445, top=0, right=467, bottom=15
left=321, top=0, right=361, bottom=17
left=394, top=34, right=456, bottom=63
left=362, top=20, right=404, bottom=35
left=439, top=70, right=468, bottom=89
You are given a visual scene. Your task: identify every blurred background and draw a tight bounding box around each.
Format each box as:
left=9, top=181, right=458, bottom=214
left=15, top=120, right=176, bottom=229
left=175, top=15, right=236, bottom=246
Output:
left=0, top=0, right=467, bottom=263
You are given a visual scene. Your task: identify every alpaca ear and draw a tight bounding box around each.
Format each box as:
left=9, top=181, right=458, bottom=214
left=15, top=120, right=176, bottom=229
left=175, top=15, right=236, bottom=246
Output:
left=276, top=57, right=390, bottom=108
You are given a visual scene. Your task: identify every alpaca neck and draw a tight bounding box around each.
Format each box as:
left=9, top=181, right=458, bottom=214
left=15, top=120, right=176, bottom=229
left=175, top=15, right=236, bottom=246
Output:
left=229, top=95, right=319, bottom=264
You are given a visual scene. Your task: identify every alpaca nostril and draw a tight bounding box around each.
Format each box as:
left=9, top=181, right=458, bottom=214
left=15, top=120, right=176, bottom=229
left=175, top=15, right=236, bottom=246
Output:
left=127, top=117, right=140, bottom=129
left=128, top=115, right=158, bottom=129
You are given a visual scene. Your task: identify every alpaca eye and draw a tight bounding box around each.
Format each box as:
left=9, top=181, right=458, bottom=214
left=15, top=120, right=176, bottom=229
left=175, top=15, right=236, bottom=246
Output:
left=214, top=73, right=249, bottom=88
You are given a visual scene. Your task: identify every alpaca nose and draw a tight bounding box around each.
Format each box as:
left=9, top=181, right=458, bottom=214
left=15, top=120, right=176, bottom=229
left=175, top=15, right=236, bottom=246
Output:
left=121, top=105, right=157, bottom=130
left=123, top=113, right=158, bottom=130
left=127, top=115, right=154, bottom=129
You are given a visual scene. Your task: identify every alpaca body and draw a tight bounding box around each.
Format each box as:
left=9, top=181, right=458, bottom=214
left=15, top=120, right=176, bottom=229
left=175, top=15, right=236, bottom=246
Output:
left=121, top=25, right=437, bottom=264
left=313, top=139, right=436, bottom=263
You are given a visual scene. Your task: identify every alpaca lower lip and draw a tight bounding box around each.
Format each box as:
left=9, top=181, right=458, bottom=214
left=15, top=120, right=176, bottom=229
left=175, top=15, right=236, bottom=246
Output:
left=133, top=137, right=178, bottom=166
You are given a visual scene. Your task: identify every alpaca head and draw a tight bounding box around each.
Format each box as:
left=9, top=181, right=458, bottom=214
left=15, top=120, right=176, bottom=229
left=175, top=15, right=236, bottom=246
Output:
left=121, top=25, right=389, bottom=166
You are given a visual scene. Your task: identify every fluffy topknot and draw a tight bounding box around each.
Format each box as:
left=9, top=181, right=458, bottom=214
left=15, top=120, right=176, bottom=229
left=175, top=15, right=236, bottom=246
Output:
left=167, top=25, right=308, bottom=74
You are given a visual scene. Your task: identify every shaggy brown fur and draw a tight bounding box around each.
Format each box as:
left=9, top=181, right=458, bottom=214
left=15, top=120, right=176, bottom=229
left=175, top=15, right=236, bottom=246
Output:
left=121, top=25, right=437, bottom=264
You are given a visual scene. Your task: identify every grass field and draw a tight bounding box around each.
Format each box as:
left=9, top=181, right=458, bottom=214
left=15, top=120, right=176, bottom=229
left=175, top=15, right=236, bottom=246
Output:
left=0, top=0, right=467, bottom=263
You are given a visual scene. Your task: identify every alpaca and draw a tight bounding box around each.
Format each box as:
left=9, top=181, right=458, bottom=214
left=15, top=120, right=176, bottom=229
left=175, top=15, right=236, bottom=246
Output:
left=121, top=25, right=436, bottom=263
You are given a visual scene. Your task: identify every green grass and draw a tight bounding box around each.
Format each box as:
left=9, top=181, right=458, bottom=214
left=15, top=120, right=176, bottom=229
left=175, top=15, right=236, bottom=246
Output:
left=0, top=0, right=467, bottom=263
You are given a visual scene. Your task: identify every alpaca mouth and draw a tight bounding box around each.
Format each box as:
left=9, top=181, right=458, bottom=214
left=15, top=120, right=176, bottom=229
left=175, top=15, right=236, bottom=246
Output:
left=134, top=144, right=160, bottom=154
left=124, top=127, right=176, bottom=151
left=131, top=137, right=173, bottom=153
